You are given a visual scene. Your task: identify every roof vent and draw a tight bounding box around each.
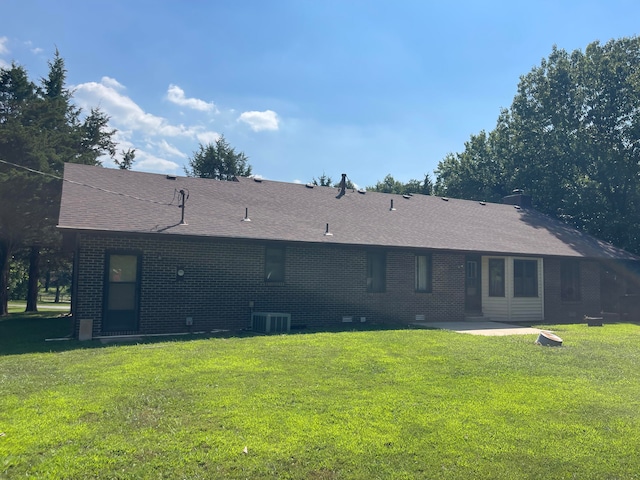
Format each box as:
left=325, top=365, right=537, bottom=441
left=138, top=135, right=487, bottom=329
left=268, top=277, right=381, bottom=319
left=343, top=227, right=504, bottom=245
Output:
left=479, top=201, right=486, bottom=205
left=390, top=199, right=396, bottom=211
left=242, top=207, right=251, bottom=222
left=324, top=223, right=333, bottom=236
left=514, top=205, right=521, bottom=210
left=305, top=183, right=314, bottom=189
left=441, top=197, right=449, bottom=202
left=254, top=178, right=263, bottom=183
left=166, top=174, right=177, bottom=180
left=402, top=194, right=411, bottom=199
left=358, top=189, right=366, bottom=194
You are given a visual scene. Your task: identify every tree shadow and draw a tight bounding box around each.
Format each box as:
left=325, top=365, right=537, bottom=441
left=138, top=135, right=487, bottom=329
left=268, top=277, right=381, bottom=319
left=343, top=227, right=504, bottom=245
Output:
left=0, top=313, right=412, bottom=357
left=517, top=208, right=638, bottom=260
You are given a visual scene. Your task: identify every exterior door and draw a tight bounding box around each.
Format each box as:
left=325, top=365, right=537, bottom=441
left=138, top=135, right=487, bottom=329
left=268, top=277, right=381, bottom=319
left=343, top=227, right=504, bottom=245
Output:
left=465, top=255, right=482, bottom=313
left=103, top=253, right=141, bottom=332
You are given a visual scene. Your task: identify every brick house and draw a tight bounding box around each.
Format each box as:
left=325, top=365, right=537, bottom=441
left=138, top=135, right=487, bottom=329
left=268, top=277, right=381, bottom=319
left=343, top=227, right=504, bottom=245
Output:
left=58, top=164, right=639, bottom=339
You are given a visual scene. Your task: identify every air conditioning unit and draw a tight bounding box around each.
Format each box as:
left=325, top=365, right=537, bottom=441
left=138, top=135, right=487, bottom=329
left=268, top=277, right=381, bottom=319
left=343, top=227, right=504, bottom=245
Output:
left=251, top=312, right=291, bottom=333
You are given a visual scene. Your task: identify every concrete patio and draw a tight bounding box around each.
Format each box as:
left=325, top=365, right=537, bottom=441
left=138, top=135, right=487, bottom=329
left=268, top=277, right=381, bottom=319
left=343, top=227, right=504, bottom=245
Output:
left=412, top=321, right=542, bottom=336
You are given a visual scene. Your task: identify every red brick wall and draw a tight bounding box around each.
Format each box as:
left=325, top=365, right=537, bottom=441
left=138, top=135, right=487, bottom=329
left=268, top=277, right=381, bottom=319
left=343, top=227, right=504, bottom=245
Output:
left=544, top=258, right=602, bottom=322
left=74, top=233, right=466, bottom=336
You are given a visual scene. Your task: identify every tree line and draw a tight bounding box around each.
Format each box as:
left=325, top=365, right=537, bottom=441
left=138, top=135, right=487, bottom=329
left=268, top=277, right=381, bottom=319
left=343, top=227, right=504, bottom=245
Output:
left=434, top=36, right=640, bottom=254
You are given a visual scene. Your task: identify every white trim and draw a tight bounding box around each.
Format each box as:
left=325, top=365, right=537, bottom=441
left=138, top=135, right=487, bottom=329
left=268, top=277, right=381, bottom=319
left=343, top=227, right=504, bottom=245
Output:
left=482, top=256, right=544, bottom=322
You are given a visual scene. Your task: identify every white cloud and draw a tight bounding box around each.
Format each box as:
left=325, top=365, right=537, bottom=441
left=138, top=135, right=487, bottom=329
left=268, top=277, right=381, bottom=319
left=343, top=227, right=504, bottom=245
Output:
left=0, top=36, right=9, bottom=55
left=157, top=139, right=187, bottom=159
left=238, top=110, right=279, bottom=132
left=101, top=76, right=125, bottom=90
left=73, top=78, right=200, bottom=138
left=166, top=84, right=217, bottom=112
left=135, top=154, right=181, bottom=172
left=22, top=40, right=42, bottom=55
left=195, top=131, right=220, bottom=145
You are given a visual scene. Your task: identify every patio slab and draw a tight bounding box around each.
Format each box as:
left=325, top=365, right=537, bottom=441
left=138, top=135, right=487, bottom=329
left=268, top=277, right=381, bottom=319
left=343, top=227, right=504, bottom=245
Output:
left=412, top=321, right=542, bottom=336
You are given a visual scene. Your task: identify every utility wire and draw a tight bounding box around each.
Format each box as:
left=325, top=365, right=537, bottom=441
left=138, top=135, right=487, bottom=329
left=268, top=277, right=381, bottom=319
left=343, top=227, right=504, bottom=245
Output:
left=0, top=158, right=175, bottom=207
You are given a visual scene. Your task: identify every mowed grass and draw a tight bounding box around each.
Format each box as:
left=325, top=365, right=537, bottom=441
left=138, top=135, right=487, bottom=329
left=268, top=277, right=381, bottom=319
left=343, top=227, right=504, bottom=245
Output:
left=1, top=315, right=640, bottom=479
left=7, top=300, right=70, bottom=314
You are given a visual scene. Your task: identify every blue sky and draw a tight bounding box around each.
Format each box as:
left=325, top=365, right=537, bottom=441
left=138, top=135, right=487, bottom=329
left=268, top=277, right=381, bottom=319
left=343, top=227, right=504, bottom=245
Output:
left=2, top=0, right=639, bottom=188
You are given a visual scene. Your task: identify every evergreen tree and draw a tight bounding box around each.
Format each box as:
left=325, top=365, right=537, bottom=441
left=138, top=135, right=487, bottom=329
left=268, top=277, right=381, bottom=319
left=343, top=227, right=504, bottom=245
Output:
left=0, top=52, right=117, bottom=315
left=185, top=135, right=251, bottom=180
left=115, top=148, right=136, bottom=170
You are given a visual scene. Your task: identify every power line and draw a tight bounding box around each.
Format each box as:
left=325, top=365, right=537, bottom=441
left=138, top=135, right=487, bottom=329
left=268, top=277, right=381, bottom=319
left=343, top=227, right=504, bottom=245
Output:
left=0, top=158, right=175, bottom=207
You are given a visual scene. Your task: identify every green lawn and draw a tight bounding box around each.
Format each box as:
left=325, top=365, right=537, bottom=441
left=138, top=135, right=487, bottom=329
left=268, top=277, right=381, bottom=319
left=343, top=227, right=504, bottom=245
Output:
left=1, top=315, right=639, bottom=479
left=7, top=300, right=70, bottom=314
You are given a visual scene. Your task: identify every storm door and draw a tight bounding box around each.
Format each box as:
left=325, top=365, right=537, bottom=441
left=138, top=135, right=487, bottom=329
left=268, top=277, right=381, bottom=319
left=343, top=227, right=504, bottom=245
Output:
left=103, top=253, right=141, bottom=332
left=465, top=255, right=482, bottom=313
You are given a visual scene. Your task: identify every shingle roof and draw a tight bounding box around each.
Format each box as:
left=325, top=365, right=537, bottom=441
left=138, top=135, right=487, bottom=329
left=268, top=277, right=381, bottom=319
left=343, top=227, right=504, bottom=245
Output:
left=58, top=163, right=637, bottom=260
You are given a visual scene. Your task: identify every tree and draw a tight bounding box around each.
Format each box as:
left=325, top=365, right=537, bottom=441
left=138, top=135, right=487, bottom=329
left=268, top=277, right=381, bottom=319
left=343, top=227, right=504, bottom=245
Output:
left=185, top=135, right=251, bottom=180
left=435, top=36, right=640, bottom=253
left=434, top=129, right=508, bottom=201
left=312, top=172, right=333, bottom=187
left=311, top=172, right=356, bottom=190
left=114, top=148, right=136, bottom=170
left=0, top=52, right=117, bottom=315
left=0, top=64, right=41, bottom=315
left=368, top=174, right=433, bottom=195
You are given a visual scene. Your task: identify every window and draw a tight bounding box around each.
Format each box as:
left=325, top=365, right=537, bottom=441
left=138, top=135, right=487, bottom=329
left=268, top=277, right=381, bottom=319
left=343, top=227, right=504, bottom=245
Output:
left=367, top=251, right=386, bottom=292
left=265, top=247, right=285, bottom=282
left=514, top=259, right=538, bottom=297
left=561, top=259, right=581, bottom=301
left=415, top=254, right=432, bottom=292
left=466, top=261, right=477, bottom=280
left=488, top=259, right=505, bottom=297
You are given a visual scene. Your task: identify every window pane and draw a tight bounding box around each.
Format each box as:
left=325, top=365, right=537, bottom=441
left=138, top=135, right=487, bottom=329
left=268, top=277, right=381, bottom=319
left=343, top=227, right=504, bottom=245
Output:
left=109, top=255, right=137, bottom=282
left=415, top=254, right=431, bottom=292
left=265, top=247, right=285, bottom=282
left=561, top=260, right=580, bottom=301
left=467, top=261, right=477, bottom=279
left=489, top=259, right=505, bottom=297
left=514, top=259, right=538, bottom=297
left=367, top=252, right=386, bottom=292
left=108, top=283, right=136, bottom=310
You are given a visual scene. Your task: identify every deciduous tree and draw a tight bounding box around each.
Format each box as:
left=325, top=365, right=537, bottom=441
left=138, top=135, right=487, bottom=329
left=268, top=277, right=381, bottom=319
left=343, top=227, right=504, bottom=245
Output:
left=435, top=36, right=640, bottom=253
left=368, top=174, right=433, bottom=195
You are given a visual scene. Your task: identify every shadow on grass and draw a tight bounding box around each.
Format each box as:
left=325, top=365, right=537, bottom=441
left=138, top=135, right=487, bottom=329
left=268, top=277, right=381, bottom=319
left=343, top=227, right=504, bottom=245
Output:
left=0, top=313, right=413, bottom=357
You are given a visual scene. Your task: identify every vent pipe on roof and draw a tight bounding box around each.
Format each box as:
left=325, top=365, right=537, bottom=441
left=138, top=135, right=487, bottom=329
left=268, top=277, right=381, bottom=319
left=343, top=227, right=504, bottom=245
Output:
left=242, top=207, right=251, bottom=222
left=390, top=199, right=396, bottom=211
left=178, top=189, right=189, bottom=225
left=324, top=223, right=333, bottom=236
left=339, top=174, right=347, bottom=196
